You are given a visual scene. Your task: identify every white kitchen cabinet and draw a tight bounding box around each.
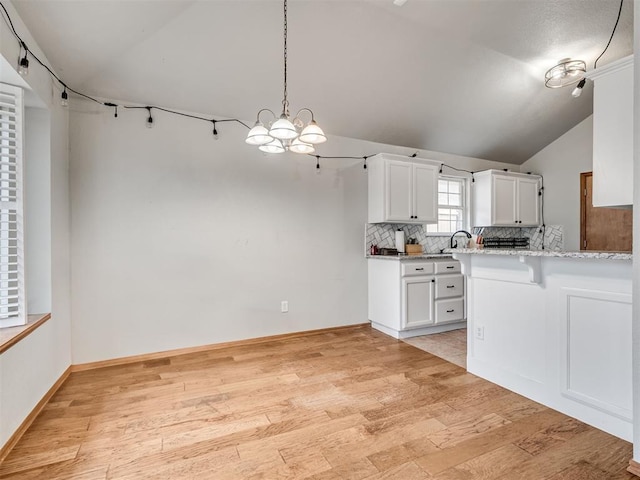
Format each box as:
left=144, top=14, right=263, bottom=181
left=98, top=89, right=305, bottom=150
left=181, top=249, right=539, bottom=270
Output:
left=368, top=258, right=466, bottom=339
left=585, top=55, right=633, bottom=207
left=402, top=276, right=435, bottom=328
left=473, top=170, right=541, bottom=227
left=368, top=153, right=438, bottom=224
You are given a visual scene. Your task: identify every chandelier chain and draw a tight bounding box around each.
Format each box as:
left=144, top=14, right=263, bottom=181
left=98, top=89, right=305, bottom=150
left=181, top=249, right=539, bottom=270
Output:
left=282, top=0, right=289, bottom=114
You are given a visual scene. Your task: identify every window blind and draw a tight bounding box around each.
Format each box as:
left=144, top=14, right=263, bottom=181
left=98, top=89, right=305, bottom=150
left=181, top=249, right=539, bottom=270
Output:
left=0, top=84, right=25, bottom=328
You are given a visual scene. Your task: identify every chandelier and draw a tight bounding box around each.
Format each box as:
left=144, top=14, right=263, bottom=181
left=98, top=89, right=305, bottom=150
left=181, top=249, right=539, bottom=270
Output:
left=544, top=58, right=586, bottom=88
left=245, top=0, right=326, bottom=154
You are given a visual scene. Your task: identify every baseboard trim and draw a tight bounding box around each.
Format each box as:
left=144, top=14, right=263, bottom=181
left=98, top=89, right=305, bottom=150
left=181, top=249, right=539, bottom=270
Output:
left=71, top=323, right=370, bottom=372
left=628, top=459, right=640, bottom=477
left=0, top=365, right=71, bottom=464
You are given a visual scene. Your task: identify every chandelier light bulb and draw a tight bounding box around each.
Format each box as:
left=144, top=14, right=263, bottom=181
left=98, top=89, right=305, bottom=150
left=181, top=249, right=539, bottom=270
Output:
left=299, top=121, right=327, bottom=144
left=289, top=138, right=315, bottom=154
left=245, top=122, right=273, bottom=145
left=269, top=115, right=298, bottom=140
left=259, top=138, right=286, bottom=154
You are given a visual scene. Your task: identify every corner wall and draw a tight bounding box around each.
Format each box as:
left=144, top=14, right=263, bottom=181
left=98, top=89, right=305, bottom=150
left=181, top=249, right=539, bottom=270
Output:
left=520, top=116, right=594, bottom=251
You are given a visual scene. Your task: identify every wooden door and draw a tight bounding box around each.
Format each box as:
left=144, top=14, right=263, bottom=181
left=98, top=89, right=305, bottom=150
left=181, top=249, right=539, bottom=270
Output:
left=580, top=172, right=632, bottom=251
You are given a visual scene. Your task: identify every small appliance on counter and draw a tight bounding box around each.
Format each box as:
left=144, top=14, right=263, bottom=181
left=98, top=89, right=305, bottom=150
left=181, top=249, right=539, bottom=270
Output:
left=482, top=237, right=529, bottom=249
left=379, top=248, right=399, bottom=256
left=395, top=230, right=406, bottom=253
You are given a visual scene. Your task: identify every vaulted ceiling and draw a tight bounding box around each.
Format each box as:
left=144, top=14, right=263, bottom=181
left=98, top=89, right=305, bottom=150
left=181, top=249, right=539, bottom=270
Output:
left=11, top=0, right=634, bottom=164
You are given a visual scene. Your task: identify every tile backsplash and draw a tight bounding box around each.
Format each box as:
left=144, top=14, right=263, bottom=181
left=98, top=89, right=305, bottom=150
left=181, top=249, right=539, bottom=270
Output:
left=365, top=224, right=563, bottom=254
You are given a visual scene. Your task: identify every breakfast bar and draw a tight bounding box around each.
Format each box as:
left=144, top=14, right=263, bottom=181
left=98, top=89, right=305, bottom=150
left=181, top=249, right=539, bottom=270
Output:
left=451, top=248, right=633, bottom=442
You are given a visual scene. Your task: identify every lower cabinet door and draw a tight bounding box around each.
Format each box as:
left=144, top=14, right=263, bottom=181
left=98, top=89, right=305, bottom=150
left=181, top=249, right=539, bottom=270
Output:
left=435, top=298, right=464, bottom=324
left=402, top=276, right=435, bottom=329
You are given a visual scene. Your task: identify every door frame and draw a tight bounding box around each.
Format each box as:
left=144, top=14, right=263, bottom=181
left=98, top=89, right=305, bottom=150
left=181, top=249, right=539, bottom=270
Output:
left=579, top=172, right=590, bottom=251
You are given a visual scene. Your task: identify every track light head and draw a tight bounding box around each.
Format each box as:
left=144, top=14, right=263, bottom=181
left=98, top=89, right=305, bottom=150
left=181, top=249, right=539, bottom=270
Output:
left=571, top=78, right=587, bottom=98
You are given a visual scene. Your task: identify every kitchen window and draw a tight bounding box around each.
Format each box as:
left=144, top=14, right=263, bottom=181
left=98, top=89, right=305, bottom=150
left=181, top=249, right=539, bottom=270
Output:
left=426, top=176, right=468, bottom=234
left=0, top=83, right=26, bottom=328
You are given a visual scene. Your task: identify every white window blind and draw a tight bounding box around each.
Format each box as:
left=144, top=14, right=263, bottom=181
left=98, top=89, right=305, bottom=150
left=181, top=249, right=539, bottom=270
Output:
left=426, top=176, right=468, bottom=234
left=0, top=83, right=25, bottom=328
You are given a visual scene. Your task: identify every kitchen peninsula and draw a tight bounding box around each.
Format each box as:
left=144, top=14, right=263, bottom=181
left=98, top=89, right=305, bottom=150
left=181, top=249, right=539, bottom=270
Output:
left=451, top=248, right=632, bottom=442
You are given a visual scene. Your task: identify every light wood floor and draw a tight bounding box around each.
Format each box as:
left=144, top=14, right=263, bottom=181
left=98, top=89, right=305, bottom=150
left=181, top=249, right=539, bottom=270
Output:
left=0, top=325, right=634, bottom=479
left=403, top=329, right=467, bottom=368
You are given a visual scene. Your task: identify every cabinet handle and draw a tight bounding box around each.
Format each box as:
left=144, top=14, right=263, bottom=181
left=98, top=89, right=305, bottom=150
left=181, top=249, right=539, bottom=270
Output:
left=446, top=285, right=455, bottom=288
left=431, top=279, right=435, bottom=283
left=415, top=268, right=424, bottom=271
left=446, top=266, right=454, bottom=269
left=446, top=309, right=454, bottom=313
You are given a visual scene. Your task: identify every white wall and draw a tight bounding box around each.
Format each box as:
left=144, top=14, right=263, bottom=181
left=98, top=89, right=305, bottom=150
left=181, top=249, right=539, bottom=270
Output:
left=70, top=101, right=513, bottom=364
left=25, top=107, right=52, bottom=314
left=0, top=1, right=71, bottom=449
left=520, top=116, right=593, bottom=251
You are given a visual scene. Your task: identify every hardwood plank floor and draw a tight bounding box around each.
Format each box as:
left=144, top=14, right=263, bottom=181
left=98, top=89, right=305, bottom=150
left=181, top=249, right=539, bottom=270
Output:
left=0, top=325, right=633, bottom=479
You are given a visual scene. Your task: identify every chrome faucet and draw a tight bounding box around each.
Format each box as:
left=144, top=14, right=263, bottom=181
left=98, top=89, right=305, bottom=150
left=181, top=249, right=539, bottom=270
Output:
left=450, top=230, right=472, bottom=249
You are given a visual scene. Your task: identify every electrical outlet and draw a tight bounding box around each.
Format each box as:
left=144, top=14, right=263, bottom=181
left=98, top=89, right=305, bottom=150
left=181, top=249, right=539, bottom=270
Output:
left=281, top=301, right=289, bottom=313
left=475, top=326, right=485, bottom=340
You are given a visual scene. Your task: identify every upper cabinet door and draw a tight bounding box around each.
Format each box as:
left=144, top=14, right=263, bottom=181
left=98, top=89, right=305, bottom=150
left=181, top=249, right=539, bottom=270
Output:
left=413, top=163, right=438, bottom=223
left=517, top=177, right=540, bottom=226
left=492, top=175, right=518, bottom=225
left=385, top=160, right=413, bottom=221
left=367, top=154, right=439, bottom=223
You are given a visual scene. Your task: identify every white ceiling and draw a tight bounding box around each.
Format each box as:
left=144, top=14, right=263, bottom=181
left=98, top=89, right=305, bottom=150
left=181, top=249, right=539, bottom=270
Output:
left=11, top=0, right=634, bottom=164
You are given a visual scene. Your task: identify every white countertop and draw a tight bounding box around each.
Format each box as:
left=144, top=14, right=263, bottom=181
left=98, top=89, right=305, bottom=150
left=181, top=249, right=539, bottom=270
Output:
left=366, top=254, right=453, bottom=261
left=447, top=248, right=632, bottom=261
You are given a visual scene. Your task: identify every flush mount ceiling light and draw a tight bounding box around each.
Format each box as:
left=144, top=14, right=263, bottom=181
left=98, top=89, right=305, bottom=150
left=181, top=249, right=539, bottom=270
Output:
left=245, top=0, right=326, bottom=154
left=544, top=58, right=586, bottom=88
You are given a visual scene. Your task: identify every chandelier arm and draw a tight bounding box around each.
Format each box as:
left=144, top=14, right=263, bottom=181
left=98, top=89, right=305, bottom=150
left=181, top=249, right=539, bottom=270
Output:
left=256, top=108, right=277, bottom=124
left=295, top=107, right=315, bottom=124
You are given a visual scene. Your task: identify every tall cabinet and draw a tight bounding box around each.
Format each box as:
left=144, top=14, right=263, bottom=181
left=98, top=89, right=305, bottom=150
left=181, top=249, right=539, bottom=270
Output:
left=368, top=154, right=438, bottom=224
left=585, top=55, right=633, bottom=208
left=473, top=170, right=541, bottom=227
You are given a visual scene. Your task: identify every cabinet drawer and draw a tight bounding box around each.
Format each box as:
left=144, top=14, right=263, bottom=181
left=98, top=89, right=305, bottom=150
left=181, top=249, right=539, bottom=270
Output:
left=401, top=262, right=434, bottom=276
left=435, top=298, right=464, bottom=323
left=434, top=261, right=461, bottom=274
left=435, top=275, right=464, bottom=298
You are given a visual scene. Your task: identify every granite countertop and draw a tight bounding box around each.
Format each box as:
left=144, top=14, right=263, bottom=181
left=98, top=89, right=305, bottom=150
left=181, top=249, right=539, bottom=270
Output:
left=446, top=248, right=632, bottom=261
left=366, top=254, right=454, bottom=261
